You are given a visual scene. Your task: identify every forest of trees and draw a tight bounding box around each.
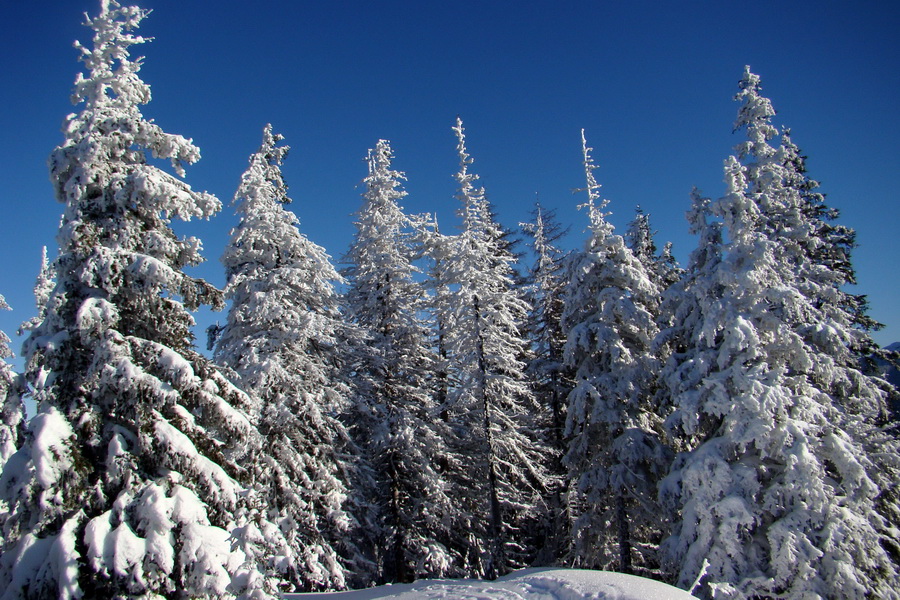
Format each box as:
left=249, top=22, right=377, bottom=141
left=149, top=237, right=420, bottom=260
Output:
left=0, top=2, right=898, bottom=599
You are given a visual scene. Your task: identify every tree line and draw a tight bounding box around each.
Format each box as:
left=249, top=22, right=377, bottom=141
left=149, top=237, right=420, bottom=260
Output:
left=0, top=2, right=897, bottom=599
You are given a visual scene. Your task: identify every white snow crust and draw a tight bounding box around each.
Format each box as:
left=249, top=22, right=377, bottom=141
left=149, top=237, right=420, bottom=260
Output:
left=286, top=568, right=697, bottom=600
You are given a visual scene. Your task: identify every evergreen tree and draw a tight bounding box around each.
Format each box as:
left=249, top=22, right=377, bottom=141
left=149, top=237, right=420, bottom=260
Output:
left=342, top=140, right=456, bottom=582
left=0, top=295, right=24, bottom=471
left=520, top=203, right=573, bottom=563
left=0, top=4, right=271, bottom=597
left=521, top=204, right=571, bottom=452
left=624, top=207, right=656, bottom=268
left=624, top=207, right=682, bottom=293
left=436, top=117, right=549, bottom=579
left=738, top=67, right=900, bottom=554
left=654, top=188, right=726, bottom=456
left=657, top=242, right=683, bottom=291
left=18, top=247, right=56, bottom=337
left=213, top=125, right=365, bottom=592
left=658, top=67, right=899, bottom=599
left=561, top=130, right=669, bottom=575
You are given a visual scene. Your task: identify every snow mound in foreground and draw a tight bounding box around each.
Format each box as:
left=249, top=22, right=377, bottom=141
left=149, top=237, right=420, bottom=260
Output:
left=286, top=568, right=697, bottom=599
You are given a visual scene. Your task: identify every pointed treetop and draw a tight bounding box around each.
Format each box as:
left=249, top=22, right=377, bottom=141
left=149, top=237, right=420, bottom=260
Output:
left=0, top=295, right=12, bottom=361
left=625, top=205, right=658, bottom=262
left=453, top=116, right=477, bottom=186
left=34, top=246, right=53, bottom=304
left=366, top=139, right=407, bottom=186
left=520, top=202, right=546, bottom=241
left=733, top=66, right=778, bottom=159
left=233, top=124, right=292, bottom=214
left=452, top=117, right=491, bottom=235
left=259, top=122, right=289, bottom=166
left=575, top=129, right=611, bottom=236
left=369, top=138, right=389, bottom=172
left=257, top=123, right=291, bottom=204
left=18, top=247, right=56, bottom=337
left=57, top=0, right=209, bottom=188
left=74, top=0, right=152, bottom=110
left=686, top=187, right=715, bottom=237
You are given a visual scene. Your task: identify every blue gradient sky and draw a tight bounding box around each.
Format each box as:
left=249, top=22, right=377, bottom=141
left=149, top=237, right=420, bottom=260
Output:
left=1, top=0, right=897, bottom=360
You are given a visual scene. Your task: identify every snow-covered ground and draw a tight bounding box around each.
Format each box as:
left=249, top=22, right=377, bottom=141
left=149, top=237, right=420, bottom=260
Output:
left=286, top=568, right=697, bottom=600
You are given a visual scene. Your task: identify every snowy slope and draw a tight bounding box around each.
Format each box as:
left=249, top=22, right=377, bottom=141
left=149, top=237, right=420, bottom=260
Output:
left=286, top=568, right=697, bottom=599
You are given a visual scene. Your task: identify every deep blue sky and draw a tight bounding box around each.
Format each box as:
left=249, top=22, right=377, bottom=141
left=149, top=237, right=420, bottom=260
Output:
left=1, top=0, right=898, bottom=360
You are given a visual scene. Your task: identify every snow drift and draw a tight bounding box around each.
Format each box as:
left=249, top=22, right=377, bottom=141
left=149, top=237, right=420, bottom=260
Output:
left=286, top=568, right=697, bottom=599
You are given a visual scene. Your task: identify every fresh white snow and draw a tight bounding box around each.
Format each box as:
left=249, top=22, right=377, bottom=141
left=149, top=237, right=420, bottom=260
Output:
left=286, top=568, right=697, bottom=600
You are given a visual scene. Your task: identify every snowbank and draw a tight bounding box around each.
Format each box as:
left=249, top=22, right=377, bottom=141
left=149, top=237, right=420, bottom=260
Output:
left=286, top=568, right=697, bottom=599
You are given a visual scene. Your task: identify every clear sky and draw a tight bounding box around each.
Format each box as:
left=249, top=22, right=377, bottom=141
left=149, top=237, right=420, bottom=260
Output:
left=1, top=0, right=898, bottom=363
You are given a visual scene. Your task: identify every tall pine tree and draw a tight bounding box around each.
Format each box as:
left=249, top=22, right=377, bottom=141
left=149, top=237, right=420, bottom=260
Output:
left=435, top=118, right=550, bottom=579
left=561, top=131, right=669, bottom=575
left=520, top=203, right=573, bottom=564
left=213, top=125, right=366, bottom=592
left=625, top=207, right=682, bottom=293
left=0, top=295, right=24, bottom=471
left=658, top=67, right=899, bottom=599
left=342, top=139, right=456, bottom=582
left=18, top=247, right=56, bottom=338
left=0, top=4, right=272, bottom=597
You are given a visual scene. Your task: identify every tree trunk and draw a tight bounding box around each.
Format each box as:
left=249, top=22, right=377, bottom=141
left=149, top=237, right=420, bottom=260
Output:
left=387, top=448, right=411, bottom=583
left=474, top=294, right=504, bottom=580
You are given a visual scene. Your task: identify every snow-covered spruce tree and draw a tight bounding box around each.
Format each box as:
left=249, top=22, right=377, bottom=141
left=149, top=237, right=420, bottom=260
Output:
left=212, top=125, right=367, bottom=592
left=0, top=4, right=272, bottom=598
left=521, top=204, right=571, bottom=454
left=624, top=207, right=682, bottom=294
left=342, top=139, right=456, bottom=583
left=624, top=207, right=655, bottom=268
left=436, top=118, right=550, bottom=579
left=740, top=66, right=900, bottom=582
left=18, top=247, right=56, bottom=338
left=653, top=188, right=726, bottom=457
left=520, top=203, right=573, bottom=564
left=746, top=63, right=900, bottom=553
left=1, top=251, right=56, bottom=501
left=0, top=250, right=57, bottom=507
left=0, top=295, right=24, bottom=471
left=658, top=67, right=899, bottom=599
left=560, top=131, right=670, bottom=576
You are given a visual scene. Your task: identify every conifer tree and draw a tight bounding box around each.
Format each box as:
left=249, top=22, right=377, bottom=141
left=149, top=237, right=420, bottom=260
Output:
left=520, top=203, right=573, bottom=563
left=624, top=207, right=656, bottom=268
left=561, top=131, right=669, bottom=575
left=0, top=4, right=270, bottom=597
left=521, top=204, right=571, bottom=452
left=658, top=67, right=900, bottom=599
left=737, top=67, right=900, bottom=545
left=625, top=207, right=682, bottom=293
left=213, top=125, right=365, bottom=592
left=657, top=242, right=682, bottom=290
left=654, top=188, right=725, bottom=455
left=18, top=247, right=55, bottom=337
left=343, top=140, right=456, bottom=582
left=436, top=118, right=549, bottom=579
left=0, top=295, right=24, bottom=471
